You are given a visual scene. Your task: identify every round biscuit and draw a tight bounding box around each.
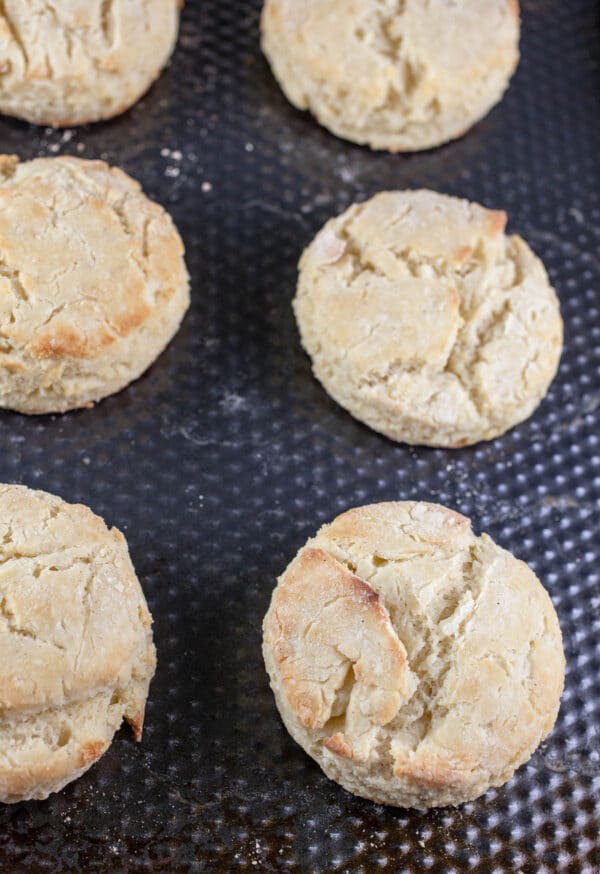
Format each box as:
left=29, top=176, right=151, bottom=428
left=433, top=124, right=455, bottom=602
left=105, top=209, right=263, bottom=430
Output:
left=294, top=190, right=563, bottom=447
left=261, top=0, right=520, bottom=152
left=0, top=155, right=190, bottom=414
left=263, top=501, right=565, bottom=809
left=0, top=0, right=181, bottom=127
left=0, top=484, right=156, bottom=803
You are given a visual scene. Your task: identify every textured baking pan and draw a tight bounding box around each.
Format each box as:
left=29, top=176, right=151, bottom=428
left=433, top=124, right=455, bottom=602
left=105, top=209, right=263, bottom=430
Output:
left=0, top=0, right=599, bottom=871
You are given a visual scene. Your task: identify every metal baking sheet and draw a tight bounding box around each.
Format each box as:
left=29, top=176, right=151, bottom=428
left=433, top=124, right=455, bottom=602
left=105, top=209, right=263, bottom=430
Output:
left=0, top=0, right=599, bottom=870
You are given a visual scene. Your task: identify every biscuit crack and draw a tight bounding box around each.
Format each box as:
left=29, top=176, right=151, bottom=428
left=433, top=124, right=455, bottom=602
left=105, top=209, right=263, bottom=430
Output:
left=73, top=566, right=96, bottom=674
left=0, top=594, right=67, bottom=651
left=330, top=207, right=532, bottom=432
left=323, top=536, right=487, bottom=764
left=110, top=194, right=155, bottom=286
left=0, top=595, right=38, bottom=643
left=0, top=3, right=28, bottom=70
left=443, top=296, right=513, bottom=420
left=0, top=263, right=29, bottom=303
left=100, top=0, right=116, bottom=47
left=376, top=1, right=406, bottom=60
left=42, top=2, right=75, bottom=63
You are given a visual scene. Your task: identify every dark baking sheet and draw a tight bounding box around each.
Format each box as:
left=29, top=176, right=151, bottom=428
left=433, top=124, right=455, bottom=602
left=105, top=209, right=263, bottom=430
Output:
left=0, top=0, right=599, bottom=871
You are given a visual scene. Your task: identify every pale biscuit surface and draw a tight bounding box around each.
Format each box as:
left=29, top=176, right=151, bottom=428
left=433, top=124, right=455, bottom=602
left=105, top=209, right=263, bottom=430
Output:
left=295, top=190, right=563, bottom=447
left=261, top=0, right=520, bottom=151
left=0, top=484, right=156, bottom=803
left=0, top=0, right=181, bottom=126
left=0, top=155, right=190, bottom=414
left=263, top=502, right=565, bottom=808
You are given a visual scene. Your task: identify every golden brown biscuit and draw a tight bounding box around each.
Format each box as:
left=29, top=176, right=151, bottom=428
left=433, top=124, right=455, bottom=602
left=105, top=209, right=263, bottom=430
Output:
left=0, top=0, right=182, bottom=127
left=0, top=484, right=156, bottom=804
left=294, top=190, right=563, bottom=447
left=261, top=0, right=520, bottom=151
left=0, top=155, right=190, bottom=414
left=263, top=502, right=565, bottom=809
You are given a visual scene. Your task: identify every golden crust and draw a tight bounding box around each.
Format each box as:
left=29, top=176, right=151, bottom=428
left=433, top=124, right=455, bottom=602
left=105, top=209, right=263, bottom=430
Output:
left=392, top=748, right=474, bottom=788
left=265, top=546, right=415, bottom=760
left=323, top=732, right=353, bottom=759
left=126, top=710, right=146, bottom=743
left=32, top=324, right=115, bottom=360
left=79, top=740, right=108, bottom=767
left=486, top=208, right=508, bottom=236
left=0, top=729, right=107, bottom=804
left=294, top=190, right=563, bottom=447
left=0, top=484, right=156, bottom=803
left=261, top=0, right=520, bottom=152
left=0, top=156, right=190, bottom=414
left=263, top=501, right=565, bottom=809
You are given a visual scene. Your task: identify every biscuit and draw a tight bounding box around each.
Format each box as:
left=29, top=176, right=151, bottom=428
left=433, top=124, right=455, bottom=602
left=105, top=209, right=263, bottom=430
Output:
left=0, top=484, right=156, bottom=803
left=261, top=0, right=520, bottom=152
left=294, top=190, right=562, bottom=447
left=0, top=0, right=182, bottom=127
left=263, top=502, right=565, bottom=809
left=0, top=155, right=190, bottom=414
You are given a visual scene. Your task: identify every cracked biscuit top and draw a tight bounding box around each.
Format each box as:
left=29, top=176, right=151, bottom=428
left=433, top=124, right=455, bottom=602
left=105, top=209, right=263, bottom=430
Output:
left=0, top=155, right=190, bottom=414
left=294, top=190, right=563, bottom=447
left=0, top=0, right=181, bottom=126
left=0, top=484, right=156, bottom=803
left=261, top=0, right=520, bottom=152
left=263, top=502, right=565, bottom=809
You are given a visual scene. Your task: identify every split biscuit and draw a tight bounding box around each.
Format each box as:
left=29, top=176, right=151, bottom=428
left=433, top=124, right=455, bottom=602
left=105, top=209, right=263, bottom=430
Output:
left=0, top=484, right=156, bottom=804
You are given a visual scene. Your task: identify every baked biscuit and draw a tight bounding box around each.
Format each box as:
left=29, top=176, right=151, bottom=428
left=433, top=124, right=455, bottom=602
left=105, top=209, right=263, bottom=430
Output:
left=263, top=502, right=565, bottom=809
left=261, top=0, right=520, bottom=152
left=294, top=190, right=562, bottom=447
left=0, top=484, right=156, bottom=804
left=0, top=155, right=190, bottom=414
left=0, top=0, right=182, bottom=127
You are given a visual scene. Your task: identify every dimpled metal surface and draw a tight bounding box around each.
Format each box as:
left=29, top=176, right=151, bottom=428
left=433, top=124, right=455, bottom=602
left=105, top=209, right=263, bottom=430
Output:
left=0, top=0, right=598, bottom=871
